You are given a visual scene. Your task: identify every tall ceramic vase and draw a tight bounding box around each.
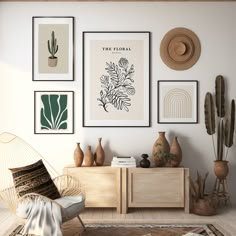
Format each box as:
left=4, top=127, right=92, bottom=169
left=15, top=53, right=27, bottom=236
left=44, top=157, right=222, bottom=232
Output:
left=152, top=132, right=170, bottom=167
left=94, top=137, right=105, bottom=166
left=84, top=145, right=94, bottom=167
left=170, top=136, right=182, bottom=167
left=214, top=160, right=229, bottom=179
left=74, top=143, right=84, bottom=167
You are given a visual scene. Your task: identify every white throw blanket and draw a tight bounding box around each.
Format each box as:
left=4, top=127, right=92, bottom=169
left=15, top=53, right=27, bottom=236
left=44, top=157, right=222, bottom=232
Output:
left=16, top=197, right=63, bottom=236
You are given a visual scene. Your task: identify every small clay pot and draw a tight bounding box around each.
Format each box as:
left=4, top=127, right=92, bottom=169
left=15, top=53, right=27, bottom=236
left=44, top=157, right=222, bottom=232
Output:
left=74, top=143, right=84, bottom=167
left=94, top=137, right=105, bottom=166
left=214, top=160, right=229, bottom=179
left=140, top=154, right=150, bottom=168
left=84, top=145, right=94, bottom=167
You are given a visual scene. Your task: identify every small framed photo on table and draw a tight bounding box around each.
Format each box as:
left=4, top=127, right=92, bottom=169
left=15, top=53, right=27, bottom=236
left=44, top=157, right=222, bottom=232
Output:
left=158, top=80, right=198, bottom=124
left=32, top=16, right=74, bottom=81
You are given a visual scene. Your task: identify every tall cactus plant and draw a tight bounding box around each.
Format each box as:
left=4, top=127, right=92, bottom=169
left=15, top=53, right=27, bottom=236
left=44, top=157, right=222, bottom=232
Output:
left=47, top=31, right=58, bottom=58
left=204, top=75, right=235, bottom=160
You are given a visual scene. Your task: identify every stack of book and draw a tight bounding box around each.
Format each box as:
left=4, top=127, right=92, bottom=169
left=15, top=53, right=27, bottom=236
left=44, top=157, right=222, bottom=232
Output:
left=111, top=156, right=136, bottom=167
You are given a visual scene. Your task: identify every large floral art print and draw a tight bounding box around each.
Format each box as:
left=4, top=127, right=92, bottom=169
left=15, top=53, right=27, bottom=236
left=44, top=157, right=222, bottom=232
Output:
left=34, top=91, right=74, bottom=134
left=83, top=32, right=150, bottom=127
left=97, top=57, right=135, bottom=112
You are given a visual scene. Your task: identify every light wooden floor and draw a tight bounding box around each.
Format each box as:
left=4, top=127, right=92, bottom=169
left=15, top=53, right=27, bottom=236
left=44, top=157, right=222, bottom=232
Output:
left=1, top=204, right=236, bottom=236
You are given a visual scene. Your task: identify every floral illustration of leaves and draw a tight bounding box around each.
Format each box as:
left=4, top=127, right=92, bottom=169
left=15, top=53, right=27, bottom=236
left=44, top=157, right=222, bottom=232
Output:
left=105, top=62, right=121, bottom=86
left=97, top=57, right=135, bottom=112
left=120, top=84, right=136, bottom=96
left=40, top=94, right=68, bottom=130
left=126, top=64, right=135, bottom=82
left=107, top=90, right=131, bottom=112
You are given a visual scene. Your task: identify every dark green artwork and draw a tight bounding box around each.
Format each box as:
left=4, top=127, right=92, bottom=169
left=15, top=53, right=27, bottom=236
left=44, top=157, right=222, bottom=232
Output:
left=40, top=94, right=68, bottom=130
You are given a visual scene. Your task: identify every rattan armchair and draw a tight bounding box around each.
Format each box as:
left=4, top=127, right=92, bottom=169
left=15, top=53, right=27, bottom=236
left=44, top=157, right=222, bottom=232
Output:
left=0, top=132, right=86, bottom=235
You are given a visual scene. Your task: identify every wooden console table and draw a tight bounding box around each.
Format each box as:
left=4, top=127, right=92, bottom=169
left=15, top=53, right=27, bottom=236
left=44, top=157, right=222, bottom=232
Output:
left=122, top=167, right=189, bottom=214
left=64, top=166, right=189, bottom=214
left=64, top=166, right=122, bottom=213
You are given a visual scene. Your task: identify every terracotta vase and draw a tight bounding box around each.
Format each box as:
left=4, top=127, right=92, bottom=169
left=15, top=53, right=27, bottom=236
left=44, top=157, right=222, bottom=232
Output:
left=84, top=145, right=94, bottom=167
left=152, top=132, right=170, bottom=167
left=74, top=143, right=84, bottom=167
left=214, top=160, right=229, bottom=179
left=169, top=136, right=182, bottom=167
left=94, top=137, right=105, bottom=166
left=140, top=154, right=150, bottom=168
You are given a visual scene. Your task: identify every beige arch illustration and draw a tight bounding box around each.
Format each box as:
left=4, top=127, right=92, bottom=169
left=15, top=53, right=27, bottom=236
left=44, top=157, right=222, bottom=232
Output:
left=164, top=88, right=192, bottom=118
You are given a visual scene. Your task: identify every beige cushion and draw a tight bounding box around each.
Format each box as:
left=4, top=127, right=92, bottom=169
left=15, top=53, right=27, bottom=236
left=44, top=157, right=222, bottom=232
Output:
left=55, top=195, right=85, bottom=222
left=9, top=159, right=61, bottom=200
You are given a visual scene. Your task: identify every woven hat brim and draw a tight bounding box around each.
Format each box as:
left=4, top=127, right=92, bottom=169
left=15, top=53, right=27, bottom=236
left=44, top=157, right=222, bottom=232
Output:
left=160, top=27, right=201, bottom=70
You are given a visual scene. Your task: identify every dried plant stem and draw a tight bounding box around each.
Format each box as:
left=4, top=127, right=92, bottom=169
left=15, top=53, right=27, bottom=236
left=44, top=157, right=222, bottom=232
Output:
left=212, top=135, right=217, bottom=160
left=225, top=147, right=229, bottom=160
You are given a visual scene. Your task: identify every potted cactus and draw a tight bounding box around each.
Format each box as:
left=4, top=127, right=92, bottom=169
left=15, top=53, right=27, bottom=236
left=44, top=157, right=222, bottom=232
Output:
left=204, top=75, right=235, bottom=179
left=47, top=31, right=58, bottom=67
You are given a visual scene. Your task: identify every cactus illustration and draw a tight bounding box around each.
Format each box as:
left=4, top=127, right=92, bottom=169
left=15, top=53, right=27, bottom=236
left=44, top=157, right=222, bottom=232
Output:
left=48, top=31, right=58, bottom=58
left=47, top=31, right=58, bottom=67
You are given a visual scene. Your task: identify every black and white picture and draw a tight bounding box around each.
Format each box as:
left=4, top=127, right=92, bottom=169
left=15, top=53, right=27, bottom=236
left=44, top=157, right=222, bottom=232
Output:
left=97, top=57, right=135, bottom=113
left=83, top=32, right=150, bottom=127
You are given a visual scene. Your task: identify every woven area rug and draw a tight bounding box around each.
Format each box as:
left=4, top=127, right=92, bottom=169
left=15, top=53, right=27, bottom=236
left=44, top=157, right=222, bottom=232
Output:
left=9, top=223, right=224, bottom=236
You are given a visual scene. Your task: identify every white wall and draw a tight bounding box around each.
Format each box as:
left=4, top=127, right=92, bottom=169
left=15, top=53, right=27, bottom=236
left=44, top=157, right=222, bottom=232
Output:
left=1, top=2, right=236, bottom=204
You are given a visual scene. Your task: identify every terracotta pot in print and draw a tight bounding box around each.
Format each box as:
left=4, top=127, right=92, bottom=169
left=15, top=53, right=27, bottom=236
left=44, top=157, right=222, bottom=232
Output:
left=152, top=132, right=170, bottom=167
left=48, top=57, right=58, bottom=67
left=94, top=137, right=105, bottom=166
left=214, top=160, right=229, bottom=179
left=74, top=143, right=84, bottom=167
left=84, top=145, right=94, bottom=167
left=169, top=136, right=182, bottom=167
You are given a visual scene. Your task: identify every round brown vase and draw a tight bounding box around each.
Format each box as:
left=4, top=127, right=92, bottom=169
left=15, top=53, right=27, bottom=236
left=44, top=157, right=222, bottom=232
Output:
left=74, top=143, right=84, bottom=167
left=169, top=136, right=182, bottom=167
left=84, top=145, right=94, bottom=167
left=152, top=132, right=170, bottom=167
left=94, top=137, right=105, bottom=166
left=214, top=160, right=229, bottom=179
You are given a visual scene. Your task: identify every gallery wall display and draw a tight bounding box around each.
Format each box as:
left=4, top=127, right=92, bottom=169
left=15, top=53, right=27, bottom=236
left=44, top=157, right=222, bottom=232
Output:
left=158, top=80, right=198, bottom=124
left=82, top=31, right=150, bottom=127
left=34, top=91, right=74, bottom=134
left=32, top=16, right=74, bottom=81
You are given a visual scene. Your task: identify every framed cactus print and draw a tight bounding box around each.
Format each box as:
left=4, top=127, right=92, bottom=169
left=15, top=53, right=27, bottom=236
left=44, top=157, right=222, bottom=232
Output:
left=32, top=17, right=74, bottom=81
left=34, top=91, right=74, bottom=134
left=82, top=31, right=150, bottom=127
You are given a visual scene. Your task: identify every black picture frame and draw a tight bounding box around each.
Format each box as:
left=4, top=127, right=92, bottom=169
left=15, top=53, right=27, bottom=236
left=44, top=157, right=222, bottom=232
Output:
left=34, top=91, right=74, bottom=134
left=158, top=80, right=198, bottom=124
left=82, top=31, right=150, bottom=127
left=32, top=16, right=74, bottom=81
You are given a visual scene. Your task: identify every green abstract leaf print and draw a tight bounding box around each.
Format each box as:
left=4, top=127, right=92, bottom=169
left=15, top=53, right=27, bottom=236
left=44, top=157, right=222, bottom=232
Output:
left=40, top=94, right=68, bottom=130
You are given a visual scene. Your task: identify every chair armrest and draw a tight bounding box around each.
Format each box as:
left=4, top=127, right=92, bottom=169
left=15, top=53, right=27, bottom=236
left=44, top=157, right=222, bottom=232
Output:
left=18, top=193, right=63, bottom=209
left=53, top=174, right=86, bottom=198
left=0, top=186, right=19, bottom=213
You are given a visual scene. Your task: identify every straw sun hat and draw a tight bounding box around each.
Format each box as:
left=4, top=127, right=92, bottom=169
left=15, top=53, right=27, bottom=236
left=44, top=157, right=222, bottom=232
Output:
left=160, top=27, right=201, bottom=70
